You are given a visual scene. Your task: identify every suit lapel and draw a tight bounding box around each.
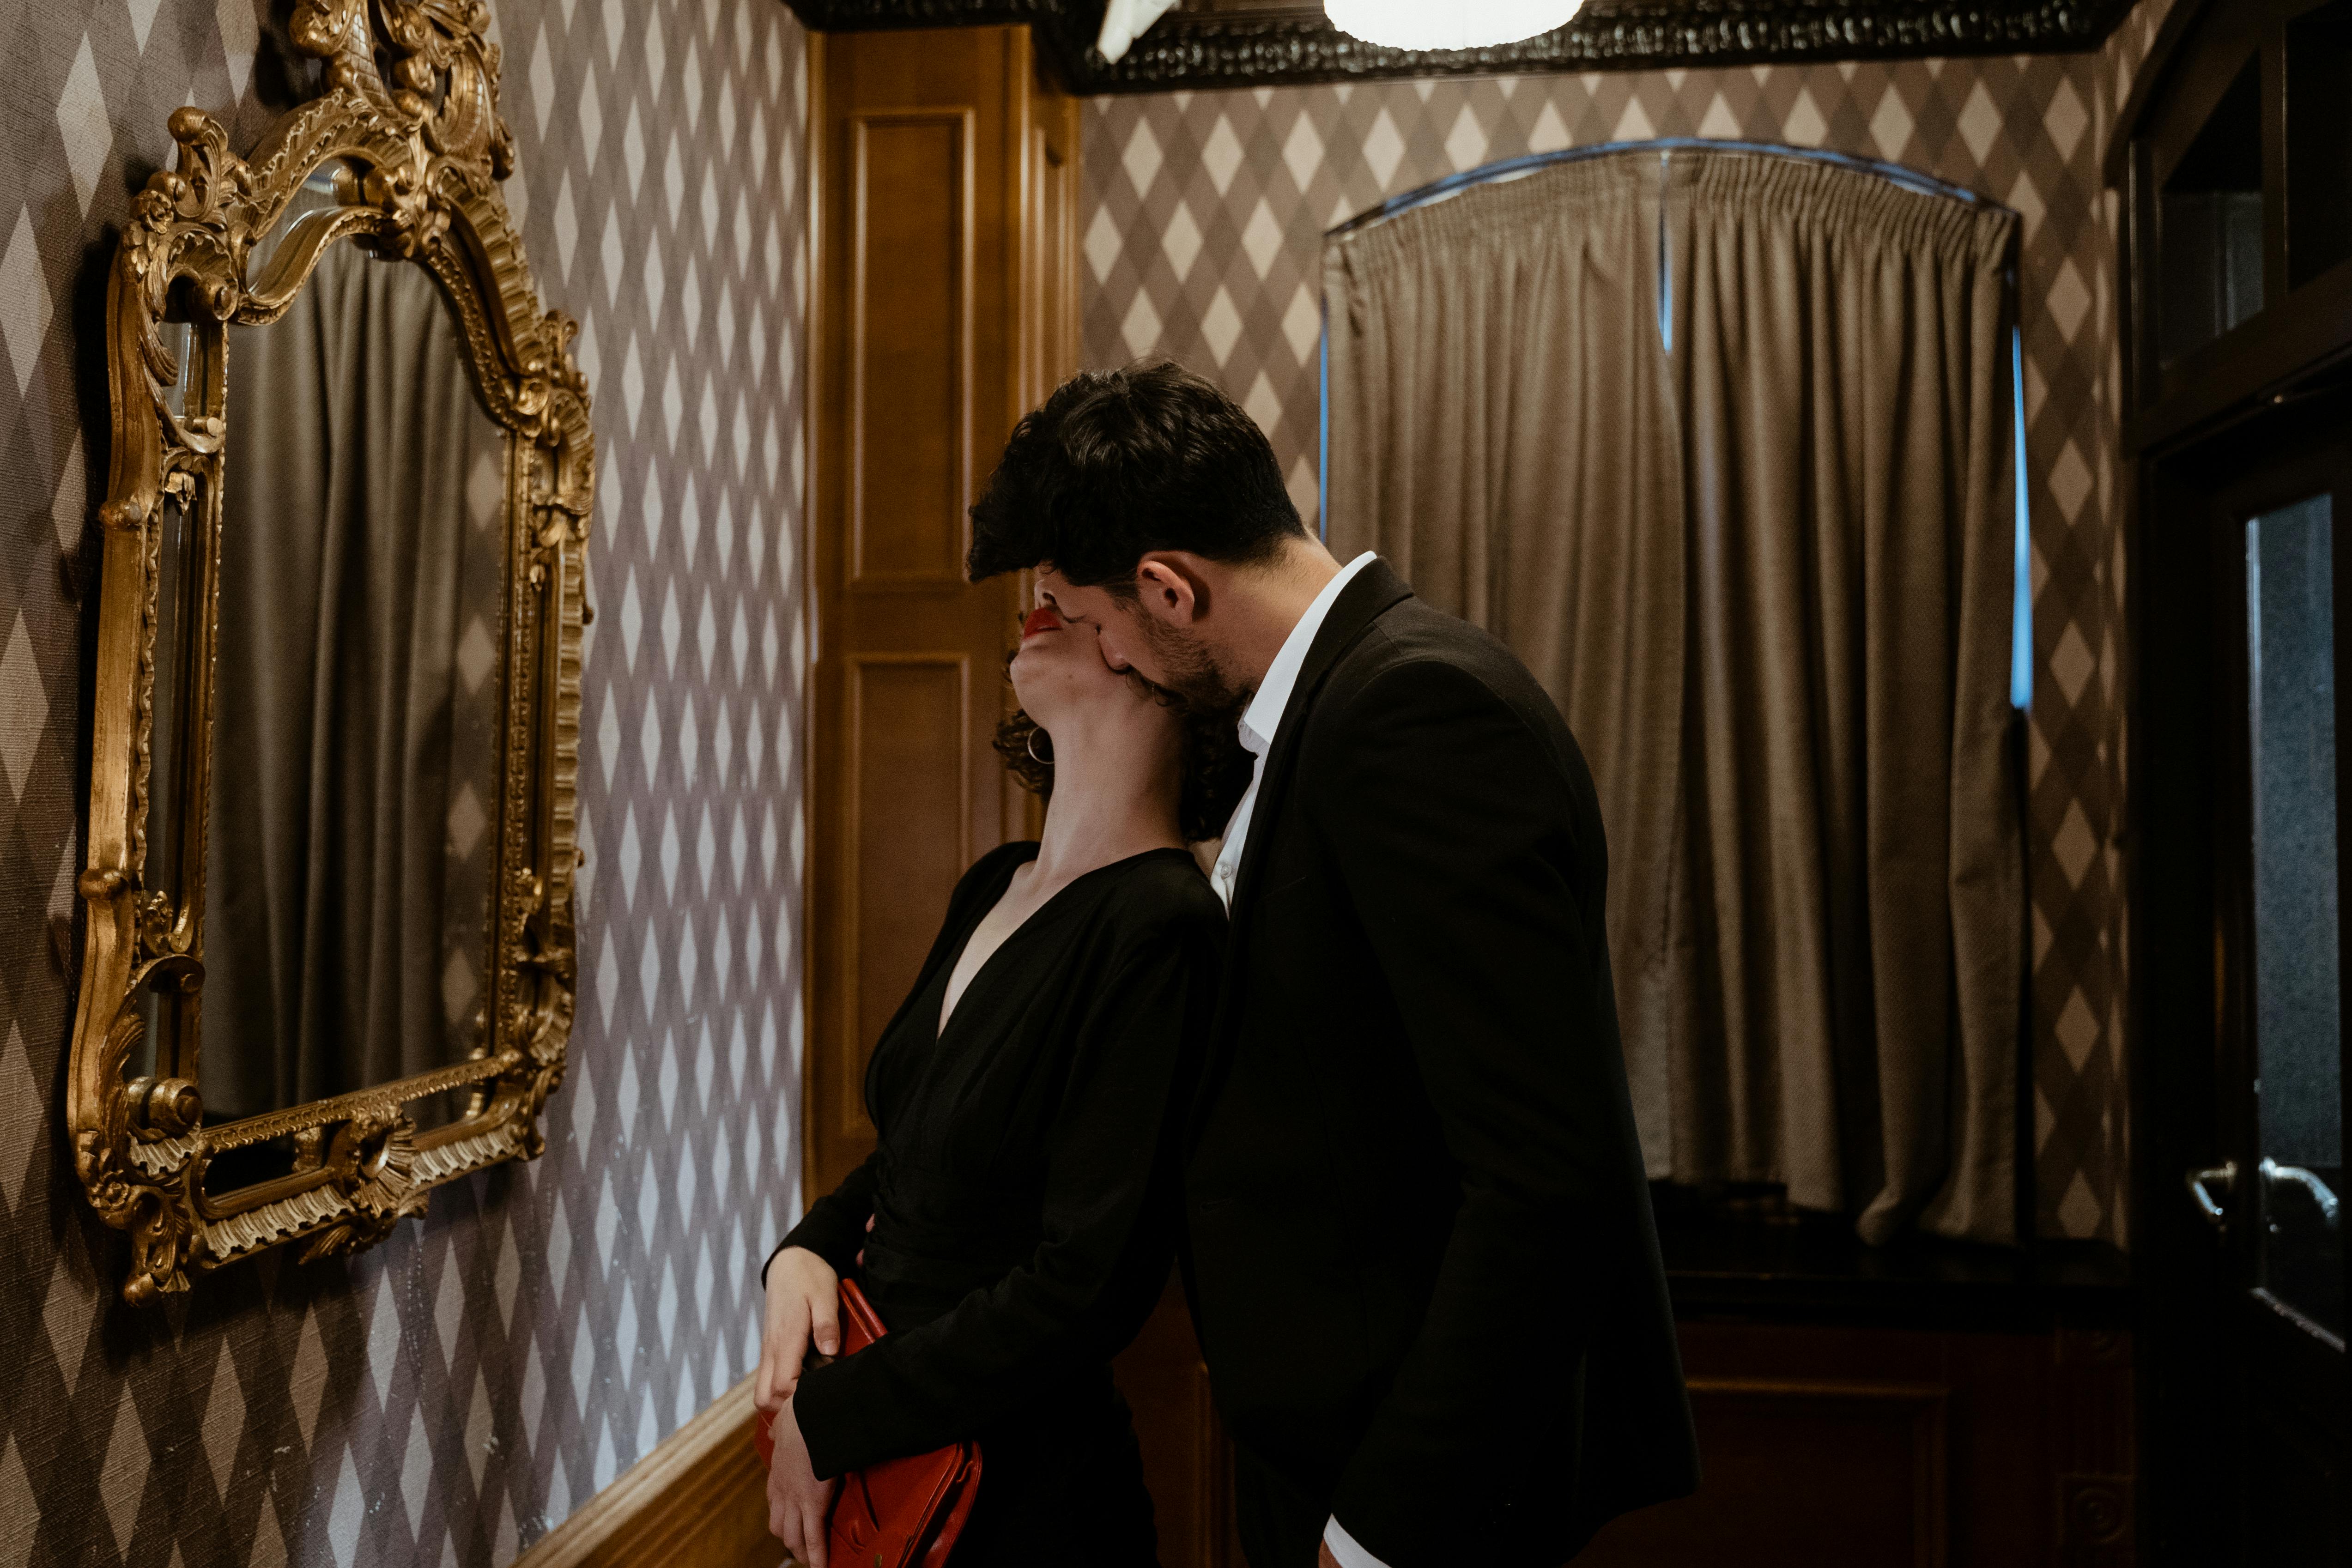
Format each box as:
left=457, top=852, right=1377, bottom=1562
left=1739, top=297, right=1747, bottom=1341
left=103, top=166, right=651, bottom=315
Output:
left=1200, top=559, right=1414, bottom=1081
left=1223, top=558, right=1412, bottom=929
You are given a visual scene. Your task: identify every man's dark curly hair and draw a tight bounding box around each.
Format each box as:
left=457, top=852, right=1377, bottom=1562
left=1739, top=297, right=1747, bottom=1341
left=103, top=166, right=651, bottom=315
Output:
left=966, top=362, right=1306, bottom=590
left=993, top=670, right=1255, bottom=845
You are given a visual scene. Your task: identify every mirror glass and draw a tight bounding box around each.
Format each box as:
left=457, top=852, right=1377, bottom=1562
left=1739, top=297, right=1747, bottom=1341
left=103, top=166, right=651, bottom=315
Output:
left=197, top=176, right=509, bottom=1160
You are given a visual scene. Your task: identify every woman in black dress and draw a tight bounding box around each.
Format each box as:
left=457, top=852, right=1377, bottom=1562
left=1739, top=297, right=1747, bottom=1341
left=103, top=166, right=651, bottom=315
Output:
left=754, top=596, right=1241, bottom=1567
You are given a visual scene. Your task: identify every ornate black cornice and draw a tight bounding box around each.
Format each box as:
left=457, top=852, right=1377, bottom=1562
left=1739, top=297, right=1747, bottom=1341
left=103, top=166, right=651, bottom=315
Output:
left=782, top=0, right=2142, bottom=90
left=788, top=0, right=1063, bottom=26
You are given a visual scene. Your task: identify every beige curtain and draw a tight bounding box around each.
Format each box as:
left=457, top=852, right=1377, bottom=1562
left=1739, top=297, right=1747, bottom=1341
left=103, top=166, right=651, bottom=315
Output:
left=1323, top=147, right=2022, bottom=1244
left=204, top=242, right=507, bottom=1122
left=1324, top=154, right=1690, bottom=1211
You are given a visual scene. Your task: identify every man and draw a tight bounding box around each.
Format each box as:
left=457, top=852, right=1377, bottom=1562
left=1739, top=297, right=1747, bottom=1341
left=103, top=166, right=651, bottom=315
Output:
left=966, top=362, right=1698, bottom=1568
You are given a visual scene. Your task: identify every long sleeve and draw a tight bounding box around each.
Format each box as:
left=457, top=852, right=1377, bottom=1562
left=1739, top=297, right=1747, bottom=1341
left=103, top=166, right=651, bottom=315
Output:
left=765, top=1150, right=881, bottom=1285
left=1310, top=658, right=1646, bottom=1566
left=789, top=908, right=1218, bottom=1478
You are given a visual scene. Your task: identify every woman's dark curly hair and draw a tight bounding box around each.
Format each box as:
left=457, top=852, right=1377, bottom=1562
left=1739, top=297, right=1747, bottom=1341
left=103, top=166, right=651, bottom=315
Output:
left=994, top=665, right=1254, bottom=845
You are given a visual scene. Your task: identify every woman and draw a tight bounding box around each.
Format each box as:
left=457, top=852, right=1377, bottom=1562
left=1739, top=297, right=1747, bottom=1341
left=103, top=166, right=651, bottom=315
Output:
left=754, top=597, right=1242, bottom=1567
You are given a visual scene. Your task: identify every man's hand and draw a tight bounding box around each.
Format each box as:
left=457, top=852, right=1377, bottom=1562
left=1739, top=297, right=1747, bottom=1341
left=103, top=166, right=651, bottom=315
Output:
left=764, top=1393, right=839, bottom=1567
left=755, top=1246, right=840, bottom=1415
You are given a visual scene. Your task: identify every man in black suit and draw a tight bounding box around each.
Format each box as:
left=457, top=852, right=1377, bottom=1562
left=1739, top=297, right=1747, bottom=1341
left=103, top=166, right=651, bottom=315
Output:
left=967, top=362, right=1697, bottom=1568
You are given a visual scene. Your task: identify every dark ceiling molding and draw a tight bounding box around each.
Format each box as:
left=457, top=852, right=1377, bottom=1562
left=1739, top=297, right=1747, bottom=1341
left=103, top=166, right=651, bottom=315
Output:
left=783, top=0, right=2143, bottom=91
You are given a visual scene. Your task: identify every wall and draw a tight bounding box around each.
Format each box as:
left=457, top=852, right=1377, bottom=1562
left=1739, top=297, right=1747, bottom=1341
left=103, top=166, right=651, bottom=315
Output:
left=1081, top=32, right=2169, bottom=1242
left=0, top=0, right=808, bottom=1561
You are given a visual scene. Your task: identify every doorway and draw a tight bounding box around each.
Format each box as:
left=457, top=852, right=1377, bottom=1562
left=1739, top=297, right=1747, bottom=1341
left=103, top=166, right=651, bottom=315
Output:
left=2135, top=378, right=2351, bottom=1566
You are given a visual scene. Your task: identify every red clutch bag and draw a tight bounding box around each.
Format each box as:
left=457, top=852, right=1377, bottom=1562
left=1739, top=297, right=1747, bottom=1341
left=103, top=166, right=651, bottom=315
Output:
left=755, top=1278, right=983, bottom=1568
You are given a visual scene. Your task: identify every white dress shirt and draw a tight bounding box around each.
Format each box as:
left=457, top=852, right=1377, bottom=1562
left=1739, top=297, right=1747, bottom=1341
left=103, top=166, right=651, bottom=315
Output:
left=1207, top=551, right=1377, bottom=910
left=1201, top=550, right=1392, bottom=1568
left=1322, top=1516, right=1388, bottom=1568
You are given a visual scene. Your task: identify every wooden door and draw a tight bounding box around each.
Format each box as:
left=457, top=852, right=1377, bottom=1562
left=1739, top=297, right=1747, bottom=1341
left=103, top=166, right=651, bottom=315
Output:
left=801, top=37, right=1241, bottom=1560
left=802, top=24, right=1077, bottom=1202
left=2138, top=386, right=2351, bottom=1568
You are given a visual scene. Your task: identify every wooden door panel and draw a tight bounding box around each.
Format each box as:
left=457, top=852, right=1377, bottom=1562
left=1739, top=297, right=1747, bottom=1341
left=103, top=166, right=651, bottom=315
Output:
left=848, top=109, right=971, bottom=588
left=1579, top=1378, right=1950, bottom=1568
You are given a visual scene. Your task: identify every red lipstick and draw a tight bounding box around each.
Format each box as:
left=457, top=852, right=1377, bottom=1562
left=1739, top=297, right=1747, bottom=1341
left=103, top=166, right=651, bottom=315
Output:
left=1022, top=605, right=1063, bottom=639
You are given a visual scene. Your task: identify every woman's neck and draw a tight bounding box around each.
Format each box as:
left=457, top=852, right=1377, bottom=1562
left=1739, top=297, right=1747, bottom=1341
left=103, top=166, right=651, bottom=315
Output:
left=1030, top=716, right=1183, bottom=885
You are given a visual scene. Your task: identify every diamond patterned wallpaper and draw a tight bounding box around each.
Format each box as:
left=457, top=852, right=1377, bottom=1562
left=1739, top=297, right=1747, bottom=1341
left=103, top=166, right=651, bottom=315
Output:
left=0, top=0, right=808, bottom=1562
left=1081, top=15, right=2171, bottom=1243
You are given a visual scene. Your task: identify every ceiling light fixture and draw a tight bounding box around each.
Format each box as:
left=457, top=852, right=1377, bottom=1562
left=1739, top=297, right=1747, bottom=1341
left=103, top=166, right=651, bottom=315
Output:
left=1325, top=0, right=1583, bottom=50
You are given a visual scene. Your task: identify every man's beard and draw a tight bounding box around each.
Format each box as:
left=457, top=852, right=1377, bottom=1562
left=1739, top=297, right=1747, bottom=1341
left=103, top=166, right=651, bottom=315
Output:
left=1135, top=614, right=1249, bottom=712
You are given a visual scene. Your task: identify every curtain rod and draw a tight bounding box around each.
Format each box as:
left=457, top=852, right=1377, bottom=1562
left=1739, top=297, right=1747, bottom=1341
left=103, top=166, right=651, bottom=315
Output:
left=1324, top=138, right=2008, bottom=242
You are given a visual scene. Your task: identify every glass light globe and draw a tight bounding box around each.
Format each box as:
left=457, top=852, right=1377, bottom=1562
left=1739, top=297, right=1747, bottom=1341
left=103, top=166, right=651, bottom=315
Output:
left=1325, top=0, right=1582, bottom=49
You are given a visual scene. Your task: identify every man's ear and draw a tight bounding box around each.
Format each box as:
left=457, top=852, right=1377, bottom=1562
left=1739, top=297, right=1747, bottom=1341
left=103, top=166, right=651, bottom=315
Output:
left=1134, top=552, right=1210, bottom=625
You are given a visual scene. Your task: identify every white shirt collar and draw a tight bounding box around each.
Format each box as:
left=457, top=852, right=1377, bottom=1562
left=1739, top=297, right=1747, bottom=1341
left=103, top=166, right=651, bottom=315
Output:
left=1237, top=552, right=1379, bottom=755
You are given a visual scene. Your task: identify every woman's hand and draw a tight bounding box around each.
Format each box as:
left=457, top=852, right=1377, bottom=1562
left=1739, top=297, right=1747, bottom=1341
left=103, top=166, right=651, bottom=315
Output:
left=755, top=1246, right=840, bottom=1414
left=764, top=1393, right=840, bottom=1567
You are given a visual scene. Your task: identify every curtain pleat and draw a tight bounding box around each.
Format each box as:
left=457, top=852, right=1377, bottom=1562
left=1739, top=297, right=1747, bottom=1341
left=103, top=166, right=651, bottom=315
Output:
left=1325, top=157, right=1690, bottom=1154
left=1322, top=147, right=2022, bottom=1244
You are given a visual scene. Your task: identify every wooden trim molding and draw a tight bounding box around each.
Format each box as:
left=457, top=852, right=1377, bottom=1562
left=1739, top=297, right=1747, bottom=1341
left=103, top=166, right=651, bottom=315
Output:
left=800, top=24, right=829, bottom=1231
left=515, top=1378, right=782, bottom=1568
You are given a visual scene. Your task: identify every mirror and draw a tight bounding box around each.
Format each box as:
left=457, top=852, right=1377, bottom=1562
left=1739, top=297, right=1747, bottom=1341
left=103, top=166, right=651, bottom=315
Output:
left=71, top=0, right=594, bottom=1301
left=199, top=181, right=508, bottom=1166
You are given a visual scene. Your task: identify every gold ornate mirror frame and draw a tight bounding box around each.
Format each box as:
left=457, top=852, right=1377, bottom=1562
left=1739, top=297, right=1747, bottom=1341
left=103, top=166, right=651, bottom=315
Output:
left=72, top=0, right=592, bottom=1302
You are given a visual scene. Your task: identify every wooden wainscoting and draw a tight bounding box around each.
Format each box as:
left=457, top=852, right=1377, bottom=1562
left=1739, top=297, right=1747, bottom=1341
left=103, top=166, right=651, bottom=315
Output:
left=1582, top=1374, right=1951, bottom=1568
left=1576, top=1317, right=2137, bottom=1568
left=515, top=1378, right=782, bottom=1568
left=510, top=1317, right=2127, bottom=1568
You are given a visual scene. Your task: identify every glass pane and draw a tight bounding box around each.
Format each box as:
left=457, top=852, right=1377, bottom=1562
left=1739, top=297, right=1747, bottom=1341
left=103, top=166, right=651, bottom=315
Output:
left=2246, top=493, right=2346, bottom=1341
left=2161, top=56, right=2266, bottom=365
left=2286, top=0, right=2352, bottom=290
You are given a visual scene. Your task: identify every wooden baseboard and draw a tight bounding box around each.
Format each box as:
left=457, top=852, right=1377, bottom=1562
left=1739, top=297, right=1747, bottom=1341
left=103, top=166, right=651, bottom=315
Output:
left=517, top=1376, right=785, bottom=1568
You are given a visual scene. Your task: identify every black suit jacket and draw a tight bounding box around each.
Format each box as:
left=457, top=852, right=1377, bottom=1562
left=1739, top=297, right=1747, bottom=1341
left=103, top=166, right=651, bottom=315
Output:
left=1182, top=560, right=1698, bottom=1567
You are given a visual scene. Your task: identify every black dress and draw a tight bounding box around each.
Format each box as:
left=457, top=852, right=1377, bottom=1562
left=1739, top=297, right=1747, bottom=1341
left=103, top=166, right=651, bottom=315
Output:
left=775, top=842, right=1224, bottom=1568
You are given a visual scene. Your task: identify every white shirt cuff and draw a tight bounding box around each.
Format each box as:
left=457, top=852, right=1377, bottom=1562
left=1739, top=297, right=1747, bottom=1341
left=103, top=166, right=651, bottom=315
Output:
left=1323, top=1516, right=1392, bottom=1568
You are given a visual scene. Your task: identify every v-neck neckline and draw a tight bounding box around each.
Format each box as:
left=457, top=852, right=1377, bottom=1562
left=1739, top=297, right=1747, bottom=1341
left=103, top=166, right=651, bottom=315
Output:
left=934, top=846, right=1192, bottom=1041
